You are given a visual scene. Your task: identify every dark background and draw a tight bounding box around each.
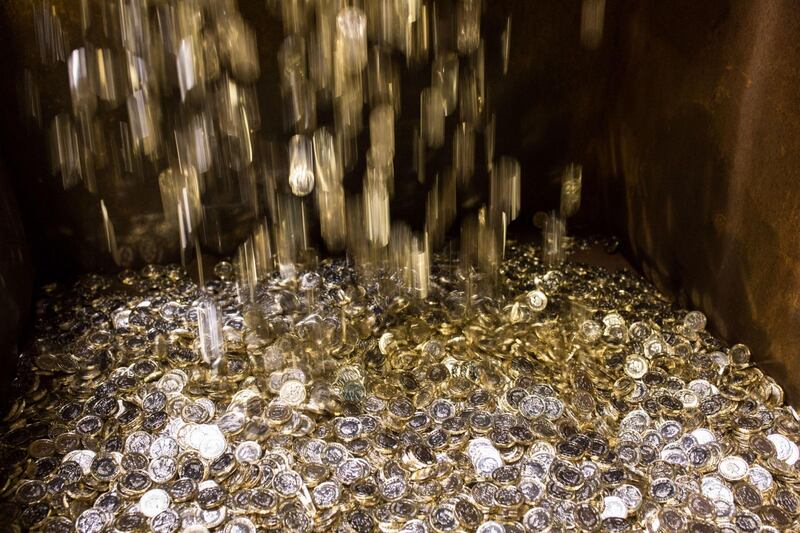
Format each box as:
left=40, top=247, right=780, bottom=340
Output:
left=2, top=0, right=800, bottom=404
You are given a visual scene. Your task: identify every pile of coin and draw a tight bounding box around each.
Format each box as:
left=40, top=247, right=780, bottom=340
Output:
left=1, top=239, right=799, bottom=532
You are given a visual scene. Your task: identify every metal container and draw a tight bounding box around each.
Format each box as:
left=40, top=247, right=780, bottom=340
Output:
left=1, top=0, right=800, bottom=403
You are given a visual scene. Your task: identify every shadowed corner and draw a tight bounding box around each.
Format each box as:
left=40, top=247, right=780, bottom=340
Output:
left=0, top=162, right=32, bottom=412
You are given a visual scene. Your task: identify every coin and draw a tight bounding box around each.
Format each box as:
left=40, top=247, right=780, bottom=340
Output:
left=522, top=507, right=551, bottom=532
left=279, top=379, right=307, bottom=406
left=274, top=471, right=303, bottom=497
left=527, top=290, right=548, bottom=311
left=476, top=521, right=505, bottom=533
left=624, top=355, right=648, bottom=379
left=602, top=496, right=628, bottom=519
left=650, top=478, right=676, bottom=503
left=718, top=456, right=749, bottom=481
left=139, top=489, right=170, bottom=518
left=733, top=482, right=762, bottom=510
left=194, top=426, right=226, bottom=460
left=76, top=508, right=108, bottom=533
left=234, top=441, right=262, bottom=464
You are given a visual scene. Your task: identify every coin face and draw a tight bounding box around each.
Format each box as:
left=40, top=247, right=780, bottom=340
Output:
left=535, top=398, right=559, bottom=421
left=196, top=481, right=225, bottom=510
left=601, top=496, right=628, bottom=519
left=430, top=399, right=457, bottom=421
left=139, top=489, right=170, bottom=518
left=379, top=476, right=406, bottom=501
left=718, top=456, right=749, bottom=481
left=688, top=494, right=715, bottom=519
left=193, top=425, right=226, bottom=460
left=684, top=311, right=707, bottom=332
left=730, top=344, right=751, bottom=366
left=234, top=441, right=262, bottom=464
left=519, top=395, right=546, bottom=419
left=150, top=508, right=180, bottom=533
left=650, top=478, right=677, bottom=503
left=475, top=521, right=505, bottom=533
left=168, top=478, right=197, bottom=502
left=76, top=508, right=108, bottom=533
left=747, top=465, right=773, bottom=492
left=527, top=290, right=548, bottom=311
left=732, top=510, right=761, bottom=532
left=579, top=320, right=602, bottom=342
left=148, top=456, right=177, bottom=483
left=312, top=481, right=341, bottom=508
left=758, top=505, right=791, bottom=528
left=624, top=355, right=649, bottom=379
left=614, top=484, right=643, bottom=511
left=279, top=379, right=306, bottom=406
left=274, top=470, right=303, bottom=497
left=91, top=454, right=120, bottom=481
left=522, top=507, right=551, bottom=532
left=150, top=436, right=179, bottom=458
left=733, top=482, right=762, bottom=510
left=659, top=508, right=686, bottom=531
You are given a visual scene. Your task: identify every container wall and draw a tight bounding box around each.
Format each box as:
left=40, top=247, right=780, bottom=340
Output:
left=0, top=164, right=32, bottom=408
left=596, top=0, right=800, bottom=402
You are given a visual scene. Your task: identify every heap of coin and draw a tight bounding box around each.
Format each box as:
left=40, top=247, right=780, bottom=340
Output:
left=1, top=239, right=799, bottom=532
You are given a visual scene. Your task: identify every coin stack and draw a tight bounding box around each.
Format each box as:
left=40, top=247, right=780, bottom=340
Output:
left=1, top=238, right=799, bottom=532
